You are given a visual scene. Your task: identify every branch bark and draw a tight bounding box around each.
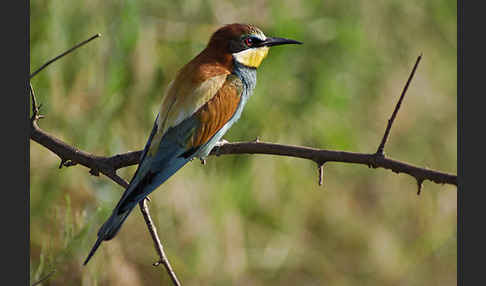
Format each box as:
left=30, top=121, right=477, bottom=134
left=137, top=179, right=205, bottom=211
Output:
left=32, top=130, right=456, bottom=188
left=211, top=141, right=457, bottom=186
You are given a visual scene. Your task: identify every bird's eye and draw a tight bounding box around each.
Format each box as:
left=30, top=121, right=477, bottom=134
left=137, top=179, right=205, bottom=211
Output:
left=244, top=37, right=254, bottom=47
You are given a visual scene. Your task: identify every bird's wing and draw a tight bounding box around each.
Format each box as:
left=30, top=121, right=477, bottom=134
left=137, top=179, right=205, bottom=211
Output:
left=115, top=72, right=242, bottom=210
left=147, top=64, right=231, bottom=157
left=188, top=74, right=244, bottom=150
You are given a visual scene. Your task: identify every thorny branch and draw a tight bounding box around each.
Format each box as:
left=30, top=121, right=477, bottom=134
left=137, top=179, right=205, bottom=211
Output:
left=29, top=35, right=457, bottom=285
left=30, top=34, right=101, bottom=79
left=30, top=125, right=458, bottom=187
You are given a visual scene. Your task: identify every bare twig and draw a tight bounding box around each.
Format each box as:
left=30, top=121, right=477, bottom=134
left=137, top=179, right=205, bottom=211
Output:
left=376, top=54, right=423, bottom=156
left=140, top=199, right=182, bottom=286
left=98, top=174, right=182, bottom=284
left=30, top=33, right=101, bottom=79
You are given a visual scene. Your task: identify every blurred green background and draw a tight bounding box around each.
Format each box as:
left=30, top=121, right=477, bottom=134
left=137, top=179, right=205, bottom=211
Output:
left=30, top=0, right=457, bottom=285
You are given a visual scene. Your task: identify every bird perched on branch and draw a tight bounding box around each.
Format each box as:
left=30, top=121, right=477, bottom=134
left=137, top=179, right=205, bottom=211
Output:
left=84, top=23, right=302, bottom=265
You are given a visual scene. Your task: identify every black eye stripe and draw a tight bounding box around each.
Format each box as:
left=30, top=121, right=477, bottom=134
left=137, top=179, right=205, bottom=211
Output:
left=230, top=36, right=264, bottom=53
left=244, top=36, right=262, bottom=47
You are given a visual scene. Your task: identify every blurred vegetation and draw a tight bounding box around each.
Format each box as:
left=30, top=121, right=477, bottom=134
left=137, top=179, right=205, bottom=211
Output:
left=30, top=0, right=456, bottom=285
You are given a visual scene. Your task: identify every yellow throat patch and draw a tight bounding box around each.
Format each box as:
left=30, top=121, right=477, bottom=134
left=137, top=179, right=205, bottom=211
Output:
left=233, top=46, right=269, bottom=68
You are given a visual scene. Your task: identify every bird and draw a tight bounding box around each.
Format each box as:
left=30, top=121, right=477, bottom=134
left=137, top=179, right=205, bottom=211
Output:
left=83, top=23, right=302, bottom=265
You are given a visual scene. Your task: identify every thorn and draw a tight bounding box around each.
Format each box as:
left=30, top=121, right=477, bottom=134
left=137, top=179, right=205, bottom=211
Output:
left=153, top=260, right=162, bottom=267
left=200, top=158, right=206, bottom=165
left=89, top=169, right=100, bottom=176
left=59, top=159, right=66, bottom=169
left=416, top=179, right=424, bottom=195
left=317, top=162, right=325, bottom=187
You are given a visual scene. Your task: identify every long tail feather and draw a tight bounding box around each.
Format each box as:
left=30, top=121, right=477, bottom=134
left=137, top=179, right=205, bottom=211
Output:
left=83, top=202, right=136, bottom=265
left=83, top=120, right=194, bottom=265
left=83, top=237, right=103, bottom=265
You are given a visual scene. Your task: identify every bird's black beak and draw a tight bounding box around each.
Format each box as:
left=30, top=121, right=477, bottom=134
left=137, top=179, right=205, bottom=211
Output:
left=261, top=37, right=303, bottom=47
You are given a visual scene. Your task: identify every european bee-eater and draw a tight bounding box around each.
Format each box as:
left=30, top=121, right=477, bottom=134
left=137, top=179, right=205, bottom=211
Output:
left=84, top=23, right=301, bottom=265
